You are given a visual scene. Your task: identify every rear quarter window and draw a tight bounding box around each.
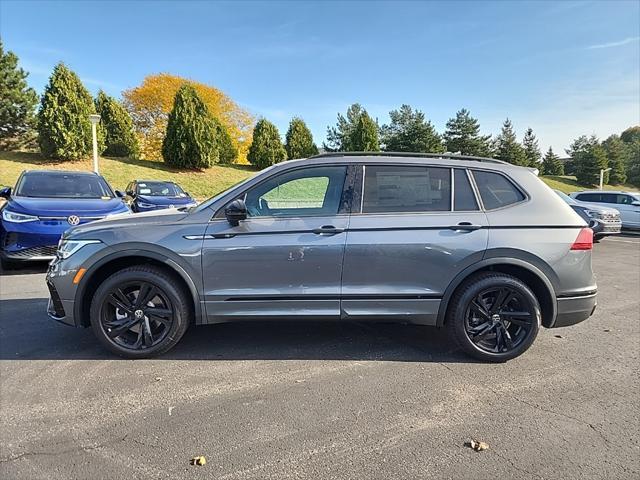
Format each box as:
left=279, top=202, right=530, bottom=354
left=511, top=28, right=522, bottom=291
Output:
left=472, top=170, right=525, bottom=210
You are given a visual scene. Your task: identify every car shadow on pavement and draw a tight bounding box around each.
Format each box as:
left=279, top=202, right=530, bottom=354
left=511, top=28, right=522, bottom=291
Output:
left=0, top=261, right=50, bottom=276
left=0, top=298, right=473, bottom=363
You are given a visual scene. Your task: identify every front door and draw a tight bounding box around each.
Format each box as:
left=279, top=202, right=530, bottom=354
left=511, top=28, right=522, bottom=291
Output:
left=341, top=165, right=489, bottom=325
left=202, top=165, right=351, bottom=322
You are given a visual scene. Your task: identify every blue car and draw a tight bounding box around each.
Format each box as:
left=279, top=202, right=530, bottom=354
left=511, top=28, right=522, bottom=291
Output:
left=124, top=180, right=197, bottom=213
left=0, top=170, right=130, bottom=269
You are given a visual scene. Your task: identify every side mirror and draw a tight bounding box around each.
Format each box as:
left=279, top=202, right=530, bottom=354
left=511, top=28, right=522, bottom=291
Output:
left=225, top=199, right=247, bottom=226
left=0, top=187, right=11, bottom=199
left=632, top=200, right=640, bottom=207
left=115, top=190, right=124, bottom=198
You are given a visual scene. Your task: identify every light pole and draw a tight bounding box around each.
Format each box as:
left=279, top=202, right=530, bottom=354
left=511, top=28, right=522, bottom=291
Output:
left=89, top=114, right=101, bottom=173
left=599, top=167, right=612, bottom=190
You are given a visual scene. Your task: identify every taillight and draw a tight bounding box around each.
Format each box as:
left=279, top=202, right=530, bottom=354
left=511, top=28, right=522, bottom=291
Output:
left=570, top=227, right=593, bottom=250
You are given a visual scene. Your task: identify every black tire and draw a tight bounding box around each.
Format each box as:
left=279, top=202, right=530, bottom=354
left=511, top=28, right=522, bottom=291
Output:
left=446, top=272, right=541, bottom=362
left=90, top=265, right=191, bottom=358
left=1, top=257, right=19, bottom=271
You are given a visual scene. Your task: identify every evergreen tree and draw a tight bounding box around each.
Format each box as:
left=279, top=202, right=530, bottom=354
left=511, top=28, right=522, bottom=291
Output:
left=620, top=126, right=640, bottom=144
left=285, top=117, right=318, bottom=159
left=95, top=90, right=139, bottom=158
left=38, top=63, right=104, bottom=159
left=247, top=118, right=287, bottom=169
left=162, top=84, right=218, bottom=169
left=381, top=104, right=444, bottom=153
left=494, top=118, right=526, bottom=165
left=602, top=135, right=627, bottom=185
left=522, top=127, right=541, bottom=168
left=625, top=140, right=640, bottom=188
left=541, top=147, right=564, bottom=175
left=213, top=118, right=238, bottom=164
left=0, top=40, right=38, bottom=149
left=443, top=108, right=492, bottom=156
left=567, top=135, right=607, bottom=186
left=351, top=111, right=380, bottom=151
left=324, top=103, right=364, bottom=151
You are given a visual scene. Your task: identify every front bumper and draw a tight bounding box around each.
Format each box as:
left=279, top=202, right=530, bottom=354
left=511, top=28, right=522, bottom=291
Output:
left=590, top=218, right=622, bottom=236
left=552, top=292, right=597, bottom=327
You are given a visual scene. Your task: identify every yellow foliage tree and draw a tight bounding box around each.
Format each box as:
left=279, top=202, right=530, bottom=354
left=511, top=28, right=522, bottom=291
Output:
left=122, top=73, right=254, bottom=162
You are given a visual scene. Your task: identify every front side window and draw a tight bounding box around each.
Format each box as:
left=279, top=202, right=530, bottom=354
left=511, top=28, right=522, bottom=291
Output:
left=362, top=165, right=451, bottom=213
left=244, top=166, right=347, bottom=217
left=576, top=193, right=601, bottom=202
left=472, top=170, right=525, bottom=210
left=15, top=172, right=113, bottom=199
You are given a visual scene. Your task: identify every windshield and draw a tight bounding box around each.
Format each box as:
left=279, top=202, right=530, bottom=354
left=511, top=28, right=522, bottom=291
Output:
left=554, top=190, right=577, bottom=205
left=15, top=172, right=114, bottom=199
left=137, top=181, right=185, bottom=197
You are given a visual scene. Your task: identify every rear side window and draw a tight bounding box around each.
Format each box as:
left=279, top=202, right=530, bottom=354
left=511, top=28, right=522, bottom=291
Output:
left=362, top=165, right=451, bottom=213
left=472, top=170, right=525, bottom=210
left=454, top=169, right=478, bottom=211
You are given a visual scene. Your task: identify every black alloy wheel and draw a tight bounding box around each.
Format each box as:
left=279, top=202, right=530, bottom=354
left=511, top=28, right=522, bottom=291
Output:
left=447, top=272, right=541, bottom=362
left=90, top=265, right=190, bottom=358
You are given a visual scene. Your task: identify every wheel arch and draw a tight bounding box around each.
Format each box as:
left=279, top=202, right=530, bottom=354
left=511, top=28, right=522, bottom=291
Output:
left=74, top=249, right=203, bottom=327
left=437, top=256, right=557, bottom=328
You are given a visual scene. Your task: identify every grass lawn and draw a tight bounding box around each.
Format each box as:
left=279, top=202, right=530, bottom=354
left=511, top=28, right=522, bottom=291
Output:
left=0, top=151, right=256, bottom=201
left=1, top=151, right=636, bottom=201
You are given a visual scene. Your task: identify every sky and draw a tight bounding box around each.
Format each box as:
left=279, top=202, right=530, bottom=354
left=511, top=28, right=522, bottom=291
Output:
left=1, top=0, right=639, bottom=154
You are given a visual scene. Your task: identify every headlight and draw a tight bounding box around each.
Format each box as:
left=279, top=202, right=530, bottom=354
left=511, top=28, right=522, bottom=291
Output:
left=585, top=210, right=602, bottom=219
left=137, top=202, right=155, bottom=208
left=57, top=239, right=101, bottom=259
left=2, top=209, right=39, bottom=223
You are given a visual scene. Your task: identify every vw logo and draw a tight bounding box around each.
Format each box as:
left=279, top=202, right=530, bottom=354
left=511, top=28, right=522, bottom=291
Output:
left=67, top=215, right=80, bottom=226
left=134, top=309, right=145, bottom=319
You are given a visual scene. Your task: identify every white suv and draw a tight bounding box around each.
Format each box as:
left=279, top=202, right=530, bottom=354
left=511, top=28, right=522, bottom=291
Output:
left=570, top=191, right=640, bottom=229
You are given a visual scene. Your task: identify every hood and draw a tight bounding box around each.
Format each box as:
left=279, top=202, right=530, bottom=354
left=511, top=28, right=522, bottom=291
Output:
left=66, top=208, right=189, bottom=238
left=7, top=196, right=128, bottom=217
left=573, top=201, right=620, bottom=214
left=137, top=194, right=195, bottom=206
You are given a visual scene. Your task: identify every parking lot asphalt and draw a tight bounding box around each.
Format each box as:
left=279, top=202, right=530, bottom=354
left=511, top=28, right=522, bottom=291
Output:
left=1, top=235, right=639, bottom=480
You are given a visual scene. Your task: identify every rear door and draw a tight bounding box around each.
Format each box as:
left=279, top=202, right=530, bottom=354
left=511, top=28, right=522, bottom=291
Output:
left=341, top=165, right=488, bottom=325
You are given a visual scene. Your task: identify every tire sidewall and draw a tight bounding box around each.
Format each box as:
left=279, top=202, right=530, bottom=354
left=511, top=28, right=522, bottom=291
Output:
left=449, top=274, right=541, bottom=362
left=90, top=268, right=188, bottom=358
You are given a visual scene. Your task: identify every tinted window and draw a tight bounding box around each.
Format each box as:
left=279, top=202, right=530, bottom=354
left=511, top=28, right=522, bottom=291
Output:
left=15, top=172, right=113, bottom=198
left=362, top=166, right=451, bottom=213
left=244, top=166, right=347, bottom=217
left=472, top=170, right=525, bottom=209
left=454, top=169, right=478, bottom=211
left=575, top=193, right=601, bottom=202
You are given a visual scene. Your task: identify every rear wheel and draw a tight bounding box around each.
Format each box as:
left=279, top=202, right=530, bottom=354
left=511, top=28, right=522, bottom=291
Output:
left=90, top=265, right=191, bottom=358
left=446, top=272, right=541, bottom=362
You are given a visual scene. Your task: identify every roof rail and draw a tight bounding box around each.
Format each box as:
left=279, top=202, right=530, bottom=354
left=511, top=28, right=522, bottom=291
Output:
left=308, top=151, right=508, bottom=165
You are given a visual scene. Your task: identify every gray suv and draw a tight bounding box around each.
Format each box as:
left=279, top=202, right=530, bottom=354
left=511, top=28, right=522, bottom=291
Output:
left=46, top=153, right=597, bottom=362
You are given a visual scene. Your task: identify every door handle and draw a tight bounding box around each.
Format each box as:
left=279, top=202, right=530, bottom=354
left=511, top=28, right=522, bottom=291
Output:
left=312, top=225, right=344, bottom=235
left=449, top=222, right=482, bottom=231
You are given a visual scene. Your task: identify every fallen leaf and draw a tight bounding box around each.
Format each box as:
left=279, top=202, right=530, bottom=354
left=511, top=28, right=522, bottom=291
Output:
left=155, top=377, right=162, bottom=382
left=191, top=456, right=206, bottom=466
left=554, top=335, right=563, bottom=339
left=466, top=440, right=489, bottom=452
left=603, top=329, right=611, bottom=333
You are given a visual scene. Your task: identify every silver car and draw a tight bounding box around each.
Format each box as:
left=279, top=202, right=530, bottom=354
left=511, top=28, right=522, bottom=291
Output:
left=46, top=153, right=597, bottom=362
left=570, top=190, right=640, bottom=230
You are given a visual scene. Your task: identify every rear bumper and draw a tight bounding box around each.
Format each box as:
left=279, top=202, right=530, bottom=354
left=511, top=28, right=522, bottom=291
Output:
left=552, top=292, right=597, bottom=327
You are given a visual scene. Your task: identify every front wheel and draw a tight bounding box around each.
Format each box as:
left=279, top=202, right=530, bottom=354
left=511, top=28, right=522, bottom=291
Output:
left=446, top=272, right=541, bottom=362
left=90, top=265, right=191, bottom=358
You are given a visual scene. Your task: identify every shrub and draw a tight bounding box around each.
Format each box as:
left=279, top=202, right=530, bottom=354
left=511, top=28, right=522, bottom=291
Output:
left=247, top=119, right=287, bottom=169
